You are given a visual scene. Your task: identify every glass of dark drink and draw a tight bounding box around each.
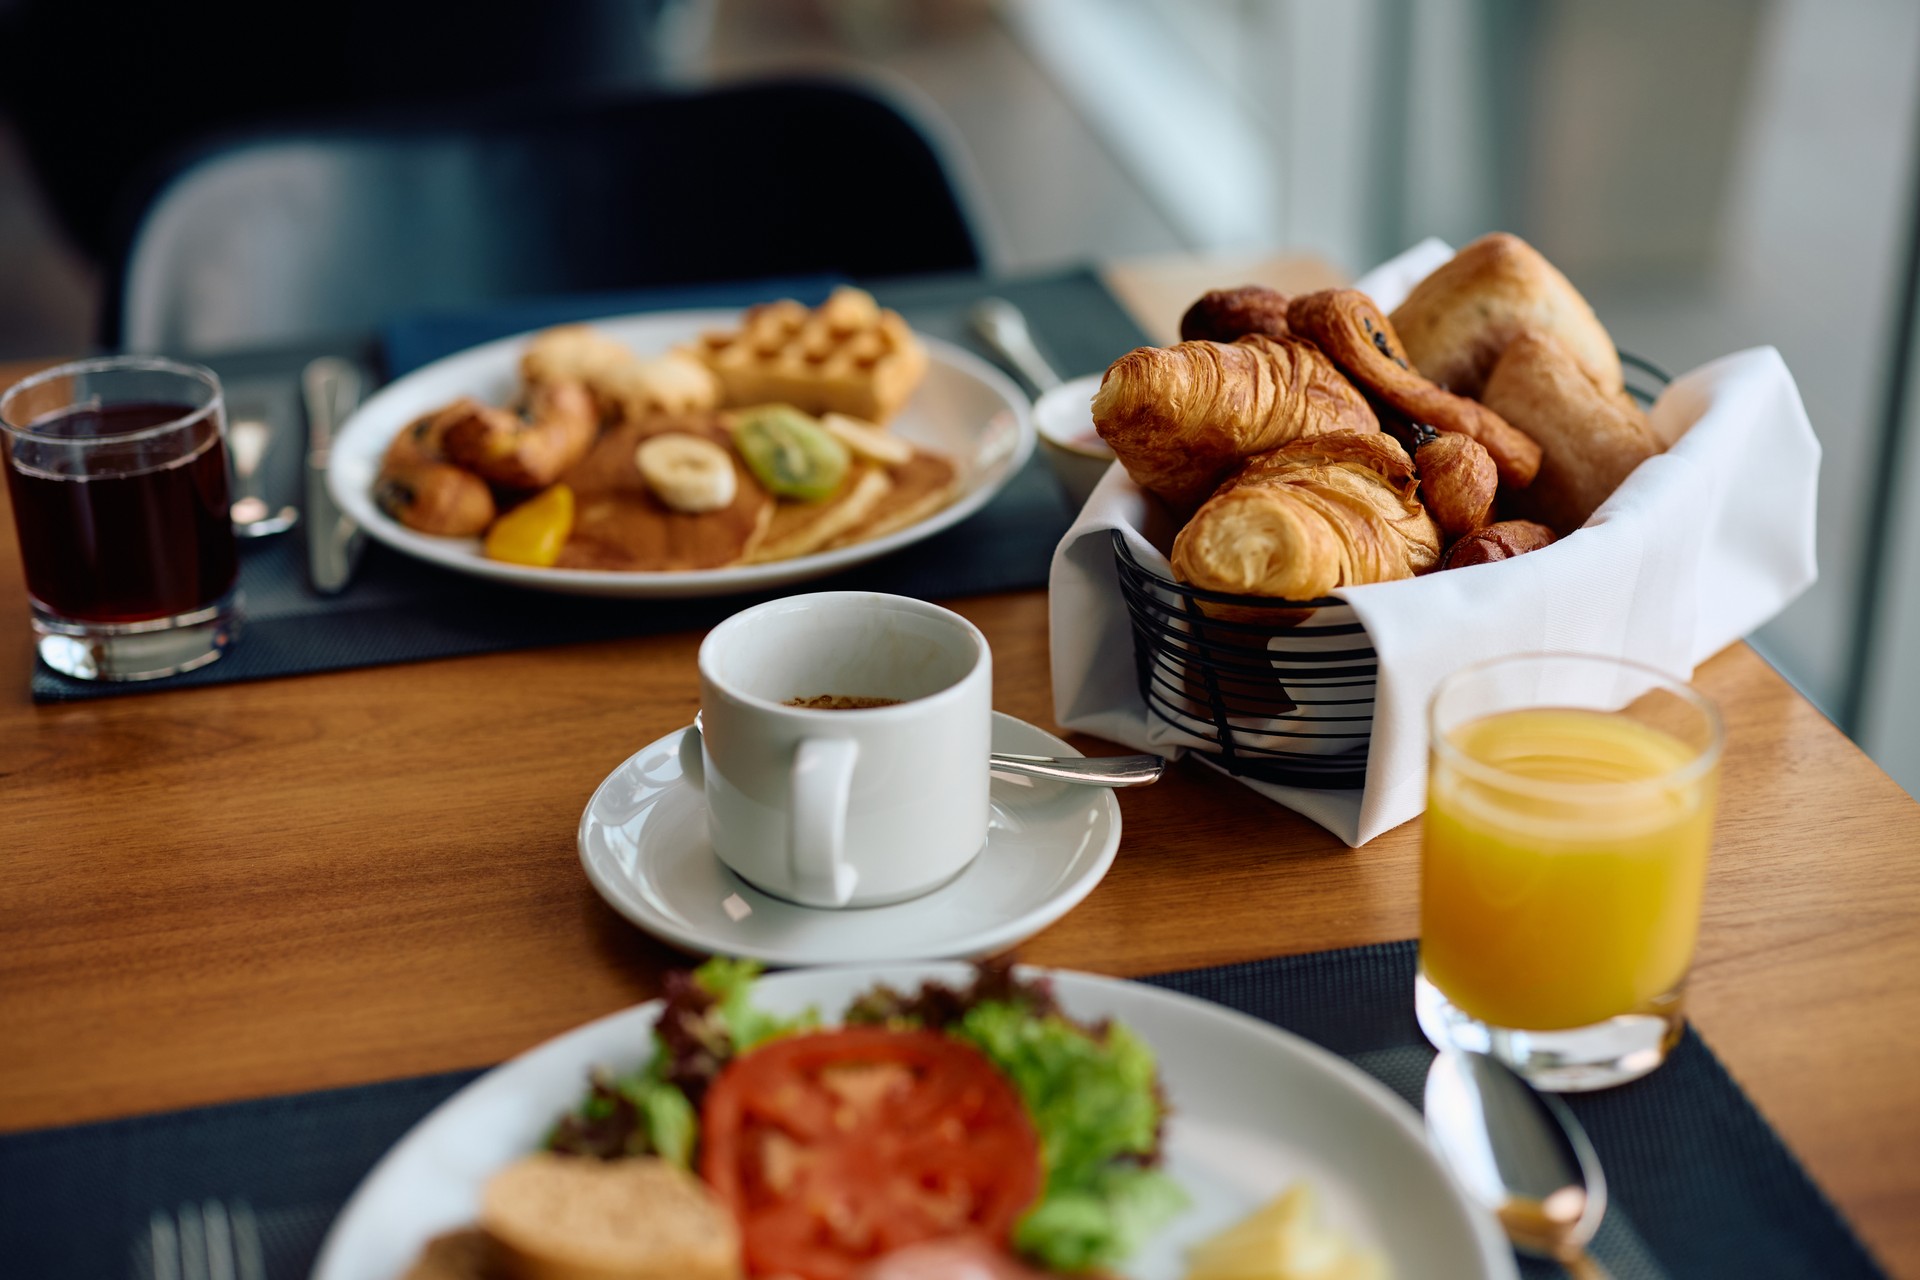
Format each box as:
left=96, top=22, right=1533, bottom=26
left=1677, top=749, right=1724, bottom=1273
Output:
left=1, top=357, right=241, bottom=680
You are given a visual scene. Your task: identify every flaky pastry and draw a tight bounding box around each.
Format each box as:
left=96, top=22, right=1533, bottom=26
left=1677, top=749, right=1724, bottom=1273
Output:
left=1480, top=333, right=1661, bottom=534
left=1094, top=335, right=1377, bottom=510
left=1388, top=232, right=1623, bottom=399
left=1171, top=433, right=1441, bottom=600
left=1288, top=288, right=1542, bottom=489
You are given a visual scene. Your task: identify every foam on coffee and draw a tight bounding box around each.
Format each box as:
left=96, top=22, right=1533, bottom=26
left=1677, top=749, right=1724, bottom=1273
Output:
left=784, top=695, right=904, bottom=711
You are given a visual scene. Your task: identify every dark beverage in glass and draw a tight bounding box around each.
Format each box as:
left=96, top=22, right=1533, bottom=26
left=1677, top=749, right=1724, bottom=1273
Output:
left=5, top=402, right=238, bottom=622
left=1, top=359, right=241, bottom=680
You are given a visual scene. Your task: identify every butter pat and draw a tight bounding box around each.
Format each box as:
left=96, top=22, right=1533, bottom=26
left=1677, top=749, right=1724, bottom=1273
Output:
left=1184, top=1183, right=1389, bottom=1280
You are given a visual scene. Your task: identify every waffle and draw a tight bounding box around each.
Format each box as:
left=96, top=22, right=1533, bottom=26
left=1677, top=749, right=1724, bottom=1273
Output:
left=690, top=287, right=929, bottom=424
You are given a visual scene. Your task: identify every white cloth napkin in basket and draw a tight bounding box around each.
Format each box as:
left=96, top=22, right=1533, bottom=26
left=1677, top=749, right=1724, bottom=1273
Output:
left=1048, top=239, right=1820, bottom=846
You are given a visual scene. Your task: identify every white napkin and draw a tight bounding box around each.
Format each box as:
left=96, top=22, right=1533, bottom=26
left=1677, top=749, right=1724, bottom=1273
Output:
left=1049, top=240, right=1820, bottom=846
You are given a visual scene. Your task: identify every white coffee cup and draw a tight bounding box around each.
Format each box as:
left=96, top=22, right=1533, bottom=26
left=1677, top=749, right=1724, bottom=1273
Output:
left=679, top=592, right=993, bottom=908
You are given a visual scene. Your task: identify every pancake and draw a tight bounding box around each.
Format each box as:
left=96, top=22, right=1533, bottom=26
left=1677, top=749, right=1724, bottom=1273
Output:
left=555, top=414, right=773, bottom=571
left=747, top=464, right=893, bottom=563
left=829, top=448, right=959, bottom=548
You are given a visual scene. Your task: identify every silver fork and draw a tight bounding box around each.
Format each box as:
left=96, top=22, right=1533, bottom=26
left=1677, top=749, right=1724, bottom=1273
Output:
left=147, top=1200, right=266, bottom=1280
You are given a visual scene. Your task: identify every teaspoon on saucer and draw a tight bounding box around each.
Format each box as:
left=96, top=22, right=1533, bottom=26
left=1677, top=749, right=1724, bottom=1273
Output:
left=691, top=712, right=1163, bottom=788
left=1426, top=1049, right=1612, bottom=1279
left=989, top=751, right=1163, bottom=787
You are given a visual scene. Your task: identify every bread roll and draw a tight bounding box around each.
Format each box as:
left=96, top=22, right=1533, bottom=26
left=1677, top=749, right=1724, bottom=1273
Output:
left=1389, top=232, right=1623, bottom=399
left=1442, top=519, right=1557, bottom=569
left=1171, top=433, right=1441, bottom=600
left=1480, top=334, right=1661, bottom=534
left=1093, top=335, right=1378, bottom=509
left=1179, top=286, right=1292, bottom=343
left=480, top=1154, right=742, bottom=1280
left=1289, top=288, right=1542, bottom=488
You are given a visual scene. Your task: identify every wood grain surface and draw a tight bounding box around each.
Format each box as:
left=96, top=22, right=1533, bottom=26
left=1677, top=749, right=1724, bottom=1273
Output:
left=4, top=293, right=1919, bottom=1279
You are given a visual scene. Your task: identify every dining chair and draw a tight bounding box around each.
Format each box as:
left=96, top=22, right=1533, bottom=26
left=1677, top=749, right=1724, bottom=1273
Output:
left=107, top=77, right=989, bottom=354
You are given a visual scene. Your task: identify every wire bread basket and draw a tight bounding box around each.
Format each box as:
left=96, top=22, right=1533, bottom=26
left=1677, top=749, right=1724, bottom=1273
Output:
left=1110, top=352, right=1672, bottom=791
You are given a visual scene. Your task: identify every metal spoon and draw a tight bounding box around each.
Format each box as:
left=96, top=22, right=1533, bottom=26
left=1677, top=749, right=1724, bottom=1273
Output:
left=1425, top=1050, right=1612, bottom=1279
left=989, top=751, right=1164, bottom=787
left=690, top=713, right=1162, bottom=788
left=969, top=297, right=1063, bottom=397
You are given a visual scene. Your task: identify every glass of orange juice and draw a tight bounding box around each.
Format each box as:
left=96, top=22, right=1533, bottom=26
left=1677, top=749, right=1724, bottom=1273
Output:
left=1417, top=653, right=1723, bottom=1091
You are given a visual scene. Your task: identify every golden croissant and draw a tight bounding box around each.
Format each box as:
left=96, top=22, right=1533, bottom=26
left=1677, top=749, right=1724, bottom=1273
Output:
left=1172, top=433, right=1442, bottom=601
left=1093, top=335, right=1377, bottom=509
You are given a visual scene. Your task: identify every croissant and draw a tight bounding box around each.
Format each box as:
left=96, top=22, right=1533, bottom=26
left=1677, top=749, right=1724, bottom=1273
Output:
left=1171, top=433, right=1442, bottom=600
left=1093, top=336, right=1377, bottom=509
left=441, top=380, right=599, bottom=490
left=1413, top=431, right=1498, bottom=537
left=1288, top=289, right=1542, bottom=489
left=1480, top=333, right=1661, bottom=534
left=1388, top=232, right=1623, bottom=399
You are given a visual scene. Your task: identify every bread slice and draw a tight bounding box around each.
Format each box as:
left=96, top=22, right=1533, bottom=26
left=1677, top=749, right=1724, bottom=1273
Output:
left=402, top=1229, right=506, bottom=1280
left=479, top=1154, right=741, bottom=1280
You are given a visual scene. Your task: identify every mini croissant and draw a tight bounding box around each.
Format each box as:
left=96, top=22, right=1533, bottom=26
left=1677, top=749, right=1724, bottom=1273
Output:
left=1171, top=433, right=1442, bottom=601
left=1093, top=335, right=1377, bottom=509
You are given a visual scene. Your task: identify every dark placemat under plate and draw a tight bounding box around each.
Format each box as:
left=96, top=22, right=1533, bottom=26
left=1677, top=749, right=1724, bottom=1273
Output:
left=0, top=941, right=1885, bottom=1279
left=30, top=268, right=1144, bottom=703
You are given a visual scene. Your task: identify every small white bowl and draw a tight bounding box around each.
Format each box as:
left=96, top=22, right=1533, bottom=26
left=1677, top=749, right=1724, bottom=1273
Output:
left=1034, top=373, right=1116, bottom=511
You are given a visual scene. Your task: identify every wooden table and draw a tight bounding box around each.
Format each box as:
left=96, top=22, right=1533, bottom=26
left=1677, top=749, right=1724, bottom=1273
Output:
left=3, top=267, right=1918, bottom=1274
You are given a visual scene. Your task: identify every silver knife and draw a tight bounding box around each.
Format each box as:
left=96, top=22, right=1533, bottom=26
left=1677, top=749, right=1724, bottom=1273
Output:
left=303, top=357, right=365, bottom=594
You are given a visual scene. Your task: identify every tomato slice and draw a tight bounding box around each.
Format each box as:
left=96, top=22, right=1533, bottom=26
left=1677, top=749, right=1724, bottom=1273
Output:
left=701, top=1027, right=1042, bottom=1280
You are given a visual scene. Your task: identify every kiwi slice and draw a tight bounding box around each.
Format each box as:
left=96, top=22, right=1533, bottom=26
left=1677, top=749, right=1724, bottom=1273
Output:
left=732, top=406, right=851, bottom=502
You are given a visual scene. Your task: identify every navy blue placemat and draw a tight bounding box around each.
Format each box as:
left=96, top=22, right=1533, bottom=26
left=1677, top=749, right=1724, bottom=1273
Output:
left=30, top=268, right=1144, bottom=703
left=0, top=941, right=1886, bottom=1279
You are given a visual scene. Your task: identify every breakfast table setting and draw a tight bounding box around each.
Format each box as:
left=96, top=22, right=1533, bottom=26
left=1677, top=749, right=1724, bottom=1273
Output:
left=1, top=245, right=1917, bottom=1280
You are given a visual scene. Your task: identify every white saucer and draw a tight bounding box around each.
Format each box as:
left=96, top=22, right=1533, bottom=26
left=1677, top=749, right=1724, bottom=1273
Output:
left=578, top=713, right=1121, bottom=965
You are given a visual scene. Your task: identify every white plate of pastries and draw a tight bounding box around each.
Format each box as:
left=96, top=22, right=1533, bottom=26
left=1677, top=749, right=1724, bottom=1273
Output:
left=328, top=288, right=1033, bottom=598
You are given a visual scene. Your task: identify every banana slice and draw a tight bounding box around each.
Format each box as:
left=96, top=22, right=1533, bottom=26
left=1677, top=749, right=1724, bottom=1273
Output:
left=821, top=413, right=913, bottom=466
left=635, top=432, right=737, bottom=513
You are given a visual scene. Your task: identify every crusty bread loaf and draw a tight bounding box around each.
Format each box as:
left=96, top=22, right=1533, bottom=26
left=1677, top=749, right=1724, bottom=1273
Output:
left=480, top=1154, right=741, bottom=1280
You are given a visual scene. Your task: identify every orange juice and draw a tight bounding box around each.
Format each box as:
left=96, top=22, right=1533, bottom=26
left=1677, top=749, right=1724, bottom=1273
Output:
left=1421, top=707, right=1716, bottom=1031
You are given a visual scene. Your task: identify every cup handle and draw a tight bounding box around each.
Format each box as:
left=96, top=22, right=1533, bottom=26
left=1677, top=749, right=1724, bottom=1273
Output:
left=678, top=721, right=705, bottom=790
left=791, top=738, right=859, bottom=907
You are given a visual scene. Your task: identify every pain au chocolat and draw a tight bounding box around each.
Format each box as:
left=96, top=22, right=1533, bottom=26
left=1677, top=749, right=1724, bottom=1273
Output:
left=1288, top=288, right=1542, bottom=489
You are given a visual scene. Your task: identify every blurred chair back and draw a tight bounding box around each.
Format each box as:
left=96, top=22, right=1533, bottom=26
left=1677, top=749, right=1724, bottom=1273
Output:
left=111, top=79, right=986, bottom=353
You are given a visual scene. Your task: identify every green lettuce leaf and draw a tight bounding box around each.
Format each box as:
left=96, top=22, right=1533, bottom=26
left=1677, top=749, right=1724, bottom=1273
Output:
left=693, top=955, right=816, bottom=1052
left=952, top=1000, right=1187, bottom=1271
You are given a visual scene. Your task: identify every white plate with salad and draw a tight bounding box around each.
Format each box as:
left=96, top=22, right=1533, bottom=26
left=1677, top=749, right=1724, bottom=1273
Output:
left=311, top=961, right=1515, bottom=1280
